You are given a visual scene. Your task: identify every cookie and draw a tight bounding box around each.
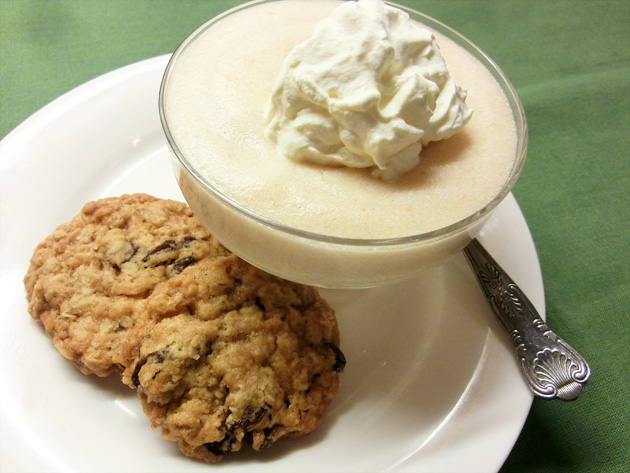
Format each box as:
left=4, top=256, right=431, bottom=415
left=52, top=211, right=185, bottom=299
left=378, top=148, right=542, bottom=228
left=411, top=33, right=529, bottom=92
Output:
left=24, top=193, right=229, bottom=377
left=123, top=255, right=345, bottom=462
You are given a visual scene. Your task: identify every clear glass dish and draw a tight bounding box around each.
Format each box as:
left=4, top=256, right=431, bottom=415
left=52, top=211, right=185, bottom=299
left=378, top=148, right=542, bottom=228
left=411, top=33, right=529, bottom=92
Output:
left=160, top=0, right=528, bottom=288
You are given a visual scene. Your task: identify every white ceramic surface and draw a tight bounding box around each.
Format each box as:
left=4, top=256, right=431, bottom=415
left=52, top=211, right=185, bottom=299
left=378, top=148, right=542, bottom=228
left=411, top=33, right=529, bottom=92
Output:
left=0, top=56, right=543, bottom=473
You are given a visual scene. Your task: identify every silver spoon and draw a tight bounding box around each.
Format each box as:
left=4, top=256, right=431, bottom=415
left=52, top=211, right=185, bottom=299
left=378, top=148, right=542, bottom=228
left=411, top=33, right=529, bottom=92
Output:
left=463, top=238, right=591, bottom=401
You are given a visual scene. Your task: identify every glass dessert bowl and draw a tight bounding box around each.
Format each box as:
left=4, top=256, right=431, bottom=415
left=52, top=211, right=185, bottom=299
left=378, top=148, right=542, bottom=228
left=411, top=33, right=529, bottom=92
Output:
left=159, top=0, right=528, bottom=289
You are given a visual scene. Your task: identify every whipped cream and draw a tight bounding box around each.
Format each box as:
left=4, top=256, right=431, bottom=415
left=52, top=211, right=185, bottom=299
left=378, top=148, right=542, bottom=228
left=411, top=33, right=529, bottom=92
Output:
left=265, top=0, right=472, bottom=180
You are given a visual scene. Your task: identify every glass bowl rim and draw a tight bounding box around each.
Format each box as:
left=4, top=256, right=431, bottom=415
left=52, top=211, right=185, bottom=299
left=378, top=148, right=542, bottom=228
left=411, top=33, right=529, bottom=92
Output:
left=159, top=0, right=528, bottom=249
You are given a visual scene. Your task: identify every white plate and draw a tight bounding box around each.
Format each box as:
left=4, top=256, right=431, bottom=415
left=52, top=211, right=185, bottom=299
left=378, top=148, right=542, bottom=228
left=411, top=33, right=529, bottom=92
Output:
left=0, top=56, right=542, bottom=473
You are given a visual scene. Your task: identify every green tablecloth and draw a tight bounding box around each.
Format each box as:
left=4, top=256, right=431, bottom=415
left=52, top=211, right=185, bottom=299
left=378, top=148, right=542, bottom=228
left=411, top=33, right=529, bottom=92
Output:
left=1, top=1, right=628, bottom=471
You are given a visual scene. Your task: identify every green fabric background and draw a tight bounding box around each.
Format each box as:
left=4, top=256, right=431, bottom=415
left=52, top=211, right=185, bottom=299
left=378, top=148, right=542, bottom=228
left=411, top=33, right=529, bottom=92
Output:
left=1, top=1, right=628, bottom=471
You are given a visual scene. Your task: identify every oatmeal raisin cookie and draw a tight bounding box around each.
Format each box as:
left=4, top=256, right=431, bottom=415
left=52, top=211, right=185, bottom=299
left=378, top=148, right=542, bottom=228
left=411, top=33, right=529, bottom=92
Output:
left=123, top=255, right=345, bottom=462
left=24, top=193, right=229, bottom=376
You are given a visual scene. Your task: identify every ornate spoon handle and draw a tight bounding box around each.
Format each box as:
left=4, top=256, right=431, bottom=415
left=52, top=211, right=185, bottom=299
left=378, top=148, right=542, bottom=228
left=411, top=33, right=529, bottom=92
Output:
left=463, top=238, right=591, bottom=401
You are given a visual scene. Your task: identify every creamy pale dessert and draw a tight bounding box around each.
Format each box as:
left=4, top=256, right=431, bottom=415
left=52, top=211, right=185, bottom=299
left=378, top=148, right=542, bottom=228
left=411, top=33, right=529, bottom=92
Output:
left=162, top=0, right=524, bottom=287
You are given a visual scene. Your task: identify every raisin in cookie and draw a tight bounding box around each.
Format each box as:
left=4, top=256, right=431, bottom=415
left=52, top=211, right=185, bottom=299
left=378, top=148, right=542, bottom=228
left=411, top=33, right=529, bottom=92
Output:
left=24, top=193, right=229, bottom=377
left=123, top=255, right=345, bottom=462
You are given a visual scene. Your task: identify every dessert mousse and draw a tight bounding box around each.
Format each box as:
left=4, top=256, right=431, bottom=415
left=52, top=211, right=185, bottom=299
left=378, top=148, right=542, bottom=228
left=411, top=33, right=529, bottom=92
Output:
left=161, top=0, right=524, bottom=287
